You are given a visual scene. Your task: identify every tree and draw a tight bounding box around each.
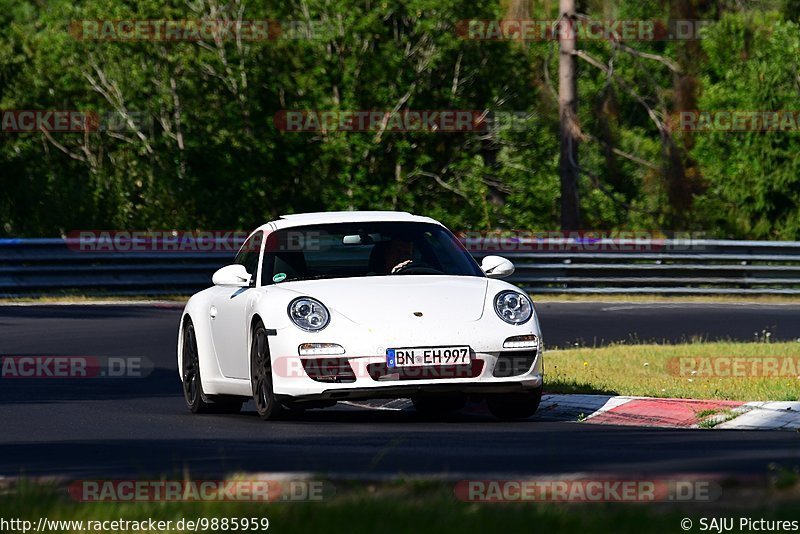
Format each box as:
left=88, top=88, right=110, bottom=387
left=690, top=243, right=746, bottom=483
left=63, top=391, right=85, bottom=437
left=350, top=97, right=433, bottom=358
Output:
left=558, top=0, right=581, bottom=230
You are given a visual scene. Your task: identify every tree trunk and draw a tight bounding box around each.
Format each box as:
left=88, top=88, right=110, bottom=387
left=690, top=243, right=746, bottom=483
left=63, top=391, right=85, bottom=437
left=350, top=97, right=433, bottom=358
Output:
left=558, top=0, right=581, bottom=230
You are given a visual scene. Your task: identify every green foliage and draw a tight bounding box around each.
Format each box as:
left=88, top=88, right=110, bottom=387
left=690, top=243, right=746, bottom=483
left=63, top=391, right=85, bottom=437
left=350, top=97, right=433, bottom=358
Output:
left=692, top=12, right=800, bottom=238
left=0, top=0, right=798, bottom=238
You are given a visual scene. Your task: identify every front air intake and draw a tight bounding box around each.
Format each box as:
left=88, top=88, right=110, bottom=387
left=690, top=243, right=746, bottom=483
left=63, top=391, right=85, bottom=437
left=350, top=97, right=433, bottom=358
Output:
left=301, top=357, right=356, bottom=383
left=492, top=350, right=537, bottom=377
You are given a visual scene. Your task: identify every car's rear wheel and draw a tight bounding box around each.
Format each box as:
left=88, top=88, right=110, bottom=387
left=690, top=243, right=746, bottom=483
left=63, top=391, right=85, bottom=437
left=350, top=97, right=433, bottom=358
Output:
left=412, top=394, right=466, bottom=417
left=486, top=386, right=543, bottom=420
left=182, top=319, right=242, bottom=414
left=251, top=320, right=285, bottom=420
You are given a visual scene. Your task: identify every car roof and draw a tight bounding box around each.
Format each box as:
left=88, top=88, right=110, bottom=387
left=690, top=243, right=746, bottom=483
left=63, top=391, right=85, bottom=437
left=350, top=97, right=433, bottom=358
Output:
left=258, top=211, right=442, bottom=232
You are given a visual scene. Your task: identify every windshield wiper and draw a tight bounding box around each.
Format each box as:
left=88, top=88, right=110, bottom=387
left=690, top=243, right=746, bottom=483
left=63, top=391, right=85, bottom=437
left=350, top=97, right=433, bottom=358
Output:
left=289, top=274, right=335, bottom=282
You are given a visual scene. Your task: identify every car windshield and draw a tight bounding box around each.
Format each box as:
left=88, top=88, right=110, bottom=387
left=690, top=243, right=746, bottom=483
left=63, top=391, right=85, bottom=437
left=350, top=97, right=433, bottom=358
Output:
left=260, top=222, right=484, bottom=285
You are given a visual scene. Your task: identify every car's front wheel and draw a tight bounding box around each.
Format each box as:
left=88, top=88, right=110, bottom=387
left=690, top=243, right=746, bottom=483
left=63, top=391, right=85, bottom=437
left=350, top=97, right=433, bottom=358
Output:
left=251, top=320, right=286, bottom=420
left=486, top=386, right=543, bottom=420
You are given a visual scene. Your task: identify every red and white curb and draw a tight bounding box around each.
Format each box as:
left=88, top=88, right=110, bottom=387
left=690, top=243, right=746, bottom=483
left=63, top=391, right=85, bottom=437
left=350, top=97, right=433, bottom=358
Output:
left=715, top=401, right=800, bottom=430
left=347, top=395, right=800, bottom=430
left=542, top=395, right=800, bottom=430
left=537, top=395, right=800, bottom=431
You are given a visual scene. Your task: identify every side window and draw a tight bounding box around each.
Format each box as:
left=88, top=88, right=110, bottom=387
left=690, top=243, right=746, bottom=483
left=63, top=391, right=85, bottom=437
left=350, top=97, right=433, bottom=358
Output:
left=234, top=231, right=263, bottom=282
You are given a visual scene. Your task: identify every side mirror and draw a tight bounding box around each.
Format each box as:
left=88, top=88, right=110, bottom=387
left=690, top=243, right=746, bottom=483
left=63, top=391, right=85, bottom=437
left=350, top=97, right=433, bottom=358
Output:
left=481, top=255, right=515, bottom=279
left=212, top=264, right=251, bottom=287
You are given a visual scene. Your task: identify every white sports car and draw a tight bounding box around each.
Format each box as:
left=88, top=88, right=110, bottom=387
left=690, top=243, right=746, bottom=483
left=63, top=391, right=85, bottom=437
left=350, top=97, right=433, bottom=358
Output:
left=178, top=211, right=543, bottom=420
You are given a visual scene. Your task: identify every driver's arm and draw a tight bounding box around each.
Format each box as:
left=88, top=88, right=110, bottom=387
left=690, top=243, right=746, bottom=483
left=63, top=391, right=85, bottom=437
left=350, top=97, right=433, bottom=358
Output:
left=390, top=259, right=413, bottom=274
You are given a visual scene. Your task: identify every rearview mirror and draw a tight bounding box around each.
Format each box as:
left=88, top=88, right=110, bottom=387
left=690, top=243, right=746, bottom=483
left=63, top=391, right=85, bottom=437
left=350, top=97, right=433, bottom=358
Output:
left=342, top=233, right=378, bottom=245
left=481, top=255, right=515, bottom=279
left=212, top=264, right=251, bottom=287
left=342, top=234, right=365, bottom=245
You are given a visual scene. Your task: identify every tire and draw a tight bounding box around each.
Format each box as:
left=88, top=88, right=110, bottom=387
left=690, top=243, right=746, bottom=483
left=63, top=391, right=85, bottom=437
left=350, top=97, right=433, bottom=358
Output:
left=486, top=386, right=543, bottom=420
left=182, top=319, right=243, bottom=414
left=412, top=394, right=466, bottom=417
left=250, top=320, right=286, bottom=420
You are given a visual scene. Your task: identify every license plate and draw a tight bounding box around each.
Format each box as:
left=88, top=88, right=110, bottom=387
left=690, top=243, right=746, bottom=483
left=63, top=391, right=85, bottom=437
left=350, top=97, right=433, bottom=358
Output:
left=386, top=346, right=471, bottom=368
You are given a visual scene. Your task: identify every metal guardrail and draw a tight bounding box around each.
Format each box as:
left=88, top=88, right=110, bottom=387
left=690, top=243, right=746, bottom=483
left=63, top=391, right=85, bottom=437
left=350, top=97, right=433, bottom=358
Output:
left=2, top=237, right=800, bottom=296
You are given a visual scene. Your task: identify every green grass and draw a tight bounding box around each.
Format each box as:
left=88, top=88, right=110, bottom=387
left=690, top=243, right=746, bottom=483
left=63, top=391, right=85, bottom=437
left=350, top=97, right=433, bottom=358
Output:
left=3, top=479, right=800, bottom=534
left=546, top=342, right=800, bottom=401
left=696, top=409, right=740, bottom=428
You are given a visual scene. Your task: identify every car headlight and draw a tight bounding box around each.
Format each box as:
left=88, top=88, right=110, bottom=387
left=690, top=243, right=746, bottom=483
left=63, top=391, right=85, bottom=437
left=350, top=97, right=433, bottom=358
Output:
left=288, top=297, right=330, bottom=331
left=494, top=291, right=533, bottom=325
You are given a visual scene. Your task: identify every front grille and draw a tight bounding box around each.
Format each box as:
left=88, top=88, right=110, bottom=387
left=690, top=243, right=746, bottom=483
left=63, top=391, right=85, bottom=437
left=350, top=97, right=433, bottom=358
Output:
left=301, top=357, right=356, bottom=383
left=367, top=360, right=484, bottom=381
left=492, top=350, right=537, bottom=377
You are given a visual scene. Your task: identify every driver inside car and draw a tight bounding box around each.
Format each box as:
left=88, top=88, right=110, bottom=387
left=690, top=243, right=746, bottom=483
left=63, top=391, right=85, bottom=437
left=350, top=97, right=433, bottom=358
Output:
left=384, top=238, right=415, bottom=274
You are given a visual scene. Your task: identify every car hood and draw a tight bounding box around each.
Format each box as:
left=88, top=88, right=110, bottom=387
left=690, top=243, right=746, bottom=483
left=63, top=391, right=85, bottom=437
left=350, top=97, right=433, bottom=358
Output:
left=274, top=275, right=489, bottom=324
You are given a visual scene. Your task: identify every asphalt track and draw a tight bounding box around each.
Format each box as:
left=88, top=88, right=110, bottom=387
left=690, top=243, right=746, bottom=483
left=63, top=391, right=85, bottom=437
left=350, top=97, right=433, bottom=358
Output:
left=1, top=302, right=799, bottom=479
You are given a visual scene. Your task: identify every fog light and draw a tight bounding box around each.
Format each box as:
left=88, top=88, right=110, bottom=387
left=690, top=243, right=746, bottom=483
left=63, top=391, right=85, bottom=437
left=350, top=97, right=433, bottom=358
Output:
left=503, top=335, right=539, bottom=349
left=299, top=343, right=345, bottom=356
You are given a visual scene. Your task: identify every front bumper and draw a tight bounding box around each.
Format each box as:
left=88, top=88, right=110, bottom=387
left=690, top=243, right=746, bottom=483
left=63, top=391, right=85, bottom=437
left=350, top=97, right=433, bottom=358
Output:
left=279, top=378, right=542, bottom=404
left=268, top=320, right=543, bottom=400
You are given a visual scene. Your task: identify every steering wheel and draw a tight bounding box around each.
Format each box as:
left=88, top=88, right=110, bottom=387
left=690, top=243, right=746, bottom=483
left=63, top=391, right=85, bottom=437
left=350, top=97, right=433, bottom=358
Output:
left=392, top=261, right=443, bottom=275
